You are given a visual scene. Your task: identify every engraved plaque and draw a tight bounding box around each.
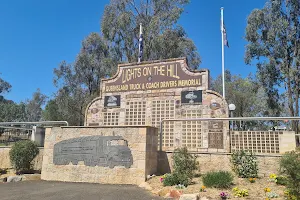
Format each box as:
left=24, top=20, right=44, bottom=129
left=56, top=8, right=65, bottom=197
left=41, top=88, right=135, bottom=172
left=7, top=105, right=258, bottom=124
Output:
left=181, top=90, right=202, bottom=104
left=208, top=121, right=224, bottom=149
left=91, top=108, right=99, bottom=114
left=104, top=95, right=121, bottom=108
left=53, top=136, right=133, bottom=168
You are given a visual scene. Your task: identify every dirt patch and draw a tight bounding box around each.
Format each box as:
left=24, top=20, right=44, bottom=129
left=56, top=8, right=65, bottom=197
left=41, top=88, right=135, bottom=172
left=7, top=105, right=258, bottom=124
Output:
left=147, top=175, right=286, bottom=199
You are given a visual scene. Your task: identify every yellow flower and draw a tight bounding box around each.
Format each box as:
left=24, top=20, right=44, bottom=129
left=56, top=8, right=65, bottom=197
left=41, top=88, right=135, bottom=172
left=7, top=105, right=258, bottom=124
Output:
left=269, top=173, right=277, bottom=179
left=264, top=188, right=271, bottom=192
left=201, top=185, right=206, bottom=189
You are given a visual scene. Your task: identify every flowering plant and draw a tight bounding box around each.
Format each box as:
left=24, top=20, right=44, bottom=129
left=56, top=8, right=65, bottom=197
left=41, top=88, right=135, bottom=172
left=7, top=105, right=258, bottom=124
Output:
left=200, top=185, right=206, bottom=192
left=264, top=188, right=271, bottom=193
left=175, top=184, right=186, bottom=189
left=266, top=191, right=279, bottom=198
left=220, top=192, right=229, bottom=199
left=249, top=177, right=256, bottom=183
left=160, top=174, right=168, bottom=182
left=269, top=174, right=277, bottom=182
left=284, top=190, right=297, bottom=200
left=269, top=174, right=277, bottom=179
left=233, top=187, right=249, bottom=197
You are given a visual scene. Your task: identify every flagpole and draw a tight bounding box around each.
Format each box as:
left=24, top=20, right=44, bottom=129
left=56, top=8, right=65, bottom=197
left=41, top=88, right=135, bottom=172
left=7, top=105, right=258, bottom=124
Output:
left=138, top=23, right=142, bottom=63
left=221, top=7, right=225, bottom=99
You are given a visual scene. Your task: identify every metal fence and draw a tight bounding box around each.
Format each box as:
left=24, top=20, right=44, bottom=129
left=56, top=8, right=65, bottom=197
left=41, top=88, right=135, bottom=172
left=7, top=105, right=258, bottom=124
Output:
left=0, top=127, right=32, bottom=146
left=0, top=121, right=69, bottom=146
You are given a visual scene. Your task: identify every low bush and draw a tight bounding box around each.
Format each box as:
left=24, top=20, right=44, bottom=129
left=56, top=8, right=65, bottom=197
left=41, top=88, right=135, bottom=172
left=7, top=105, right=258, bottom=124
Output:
left=162, top=173, right=177, bottom=186
left=9, top=140, right=39, bottom=172
left=276, top=176, right=288, bottom=186
left=202, top=171, right=233, bottom=188
left=280, top=150, right=300, bottom=198
left=230, top=150, right=258, bottom=178
left=163, top=147, right=199, bottom=186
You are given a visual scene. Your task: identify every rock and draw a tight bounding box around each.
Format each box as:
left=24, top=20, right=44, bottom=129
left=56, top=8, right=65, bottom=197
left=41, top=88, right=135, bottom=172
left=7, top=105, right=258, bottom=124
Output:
left=146, top=174, right=156, bottom=180
left=138, top=182, right=152, bottom=191
left=179, top=194, right=200, bottom=200
left=22, top=174, right=41, bottom=181
left=200, top=197, right=210, bottom=200
left=169, top=190, right=182, bottom=199
left=0, top=177, right=7, bottom=182
left=7, top=176, right=22, bottom=182
left=158, top=188, right=170, bottom=197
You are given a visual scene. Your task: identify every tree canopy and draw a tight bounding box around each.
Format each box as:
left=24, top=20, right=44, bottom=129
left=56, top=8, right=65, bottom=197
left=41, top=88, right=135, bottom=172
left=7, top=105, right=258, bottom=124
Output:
left=101, top=0, right=201, bottom=69
left=245, top=0, right=300, bottom=120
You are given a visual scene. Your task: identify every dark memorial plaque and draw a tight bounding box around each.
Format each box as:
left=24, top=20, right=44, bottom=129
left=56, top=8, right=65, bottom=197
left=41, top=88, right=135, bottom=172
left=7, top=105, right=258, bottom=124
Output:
left=181, top=90, right=202, bottom=104
left=53, top=136, right=133, bottom=168
left=208, top=121, right=224, bottom=149
left=104, top=95, right=121, bottom=108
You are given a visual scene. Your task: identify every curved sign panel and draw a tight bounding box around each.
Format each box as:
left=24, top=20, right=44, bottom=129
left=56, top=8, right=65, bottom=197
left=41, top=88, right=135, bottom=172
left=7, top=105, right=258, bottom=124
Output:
left=103, top=61, right=204, bottom=93
left=53, top=136, right=133, bottom=168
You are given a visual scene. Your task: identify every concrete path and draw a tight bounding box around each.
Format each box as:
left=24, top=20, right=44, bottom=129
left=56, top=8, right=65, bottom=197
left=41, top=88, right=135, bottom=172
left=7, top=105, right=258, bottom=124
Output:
left=0, top=181, right=162, bottom=200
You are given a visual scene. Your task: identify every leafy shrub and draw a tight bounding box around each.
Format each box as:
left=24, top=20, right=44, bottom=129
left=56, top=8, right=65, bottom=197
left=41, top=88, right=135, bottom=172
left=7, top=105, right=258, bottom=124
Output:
left=230, top=150, right=258, bottom=178
left=9, top=140, right=39, bottom=172
left=280, top=150, right=300, bottom=198
left=232, top=187, right=249, bottom=197
left=163, top=147, right=199, bottom=186
left=202, top=171, right=233, bottom=188
left=275, top=176, right=288, bottom=186
left=284, top=190, right=297, bottom=200
left=162, top=173, right=177, bottom=186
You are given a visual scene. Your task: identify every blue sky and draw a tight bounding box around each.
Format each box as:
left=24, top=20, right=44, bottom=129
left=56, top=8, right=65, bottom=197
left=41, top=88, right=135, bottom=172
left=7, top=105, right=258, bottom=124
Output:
left=0, top=0, right=266, bottom=103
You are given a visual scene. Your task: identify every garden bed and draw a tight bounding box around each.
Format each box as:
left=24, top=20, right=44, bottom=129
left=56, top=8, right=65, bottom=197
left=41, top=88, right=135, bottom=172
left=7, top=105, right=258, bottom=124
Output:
left=147, top=175, right=286, bottom=199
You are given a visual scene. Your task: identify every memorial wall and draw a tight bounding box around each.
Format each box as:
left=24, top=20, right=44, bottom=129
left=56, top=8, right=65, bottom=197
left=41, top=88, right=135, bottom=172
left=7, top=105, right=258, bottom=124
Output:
left=85, top=58, right=229, bottom=152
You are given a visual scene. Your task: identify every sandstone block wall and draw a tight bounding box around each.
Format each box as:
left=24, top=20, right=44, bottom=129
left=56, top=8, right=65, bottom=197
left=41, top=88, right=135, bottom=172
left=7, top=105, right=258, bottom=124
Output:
left=158, top=152, right=282, bottom=177
left=41, top=126, right=158, bottom=185
left=0, top=147, right=44, bottom=170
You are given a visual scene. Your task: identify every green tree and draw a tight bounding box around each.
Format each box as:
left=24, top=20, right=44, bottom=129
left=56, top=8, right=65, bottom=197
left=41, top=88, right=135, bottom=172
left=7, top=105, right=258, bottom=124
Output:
left=245, top=0, right=300, bottom=130
left=0, top=102, right=26, bottom=122
left=101, top=0, right=200, bottom=69
left=75, top=33, right=116, bottom=95
left=25, top=89, right=47, bottom=122
left=0, top=74, right=11, bottom=95
left=42, top=100, right=64, bottom=121
left=211, top=70, right=280, bottom=130
left=53, top=60, right=96, bottom=126
left=211, top=70, right=268, bottom=118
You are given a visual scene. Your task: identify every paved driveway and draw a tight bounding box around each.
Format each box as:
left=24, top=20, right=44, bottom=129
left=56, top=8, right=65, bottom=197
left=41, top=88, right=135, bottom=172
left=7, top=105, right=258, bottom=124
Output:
left=0, top=181, right=162, bottom=200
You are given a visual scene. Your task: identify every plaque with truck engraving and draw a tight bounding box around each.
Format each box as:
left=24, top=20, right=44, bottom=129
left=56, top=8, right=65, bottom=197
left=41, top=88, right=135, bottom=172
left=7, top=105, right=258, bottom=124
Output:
left=53, top=136, right=133, bottom=168
left=181, top=90, right=202, bottom=104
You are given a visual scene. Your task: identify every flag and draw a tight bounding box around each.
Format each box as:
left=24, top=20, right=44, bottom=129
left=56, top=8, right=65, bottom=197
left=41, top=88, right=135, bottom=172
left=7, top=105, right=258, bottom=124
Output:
left=138, top=23, right=143, bottom=62
left=222, top=22, right=229, bottom=47
left=138, top=32, right=143, bottom=60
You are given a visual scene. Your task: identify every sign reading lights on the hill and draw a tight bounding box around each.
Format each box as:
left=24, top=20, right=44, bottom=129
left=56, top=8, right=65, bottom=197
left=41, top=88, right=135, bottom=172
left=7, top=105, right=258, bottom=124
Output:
left=103, top=62, right=203, bottom=92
